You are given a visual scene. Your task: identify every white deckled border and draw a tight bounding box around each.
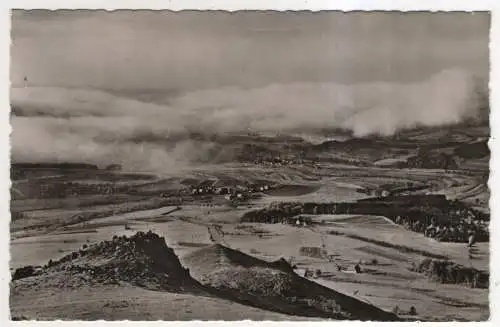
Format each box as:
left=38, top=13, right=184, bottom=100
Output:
left=0, top=1, right=498, bottom=327
left=3, top=0, right=499, bottom=11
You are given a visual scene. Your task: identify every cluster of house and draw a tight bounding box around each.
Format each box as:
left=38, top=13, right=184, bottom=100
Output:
left=252, top=157, right=304, bottom=166
left=189, top=180, right=273, bottom=201
left=356, top=187, right=391, bottom=197
left=357, top=184, right=442, bottom=198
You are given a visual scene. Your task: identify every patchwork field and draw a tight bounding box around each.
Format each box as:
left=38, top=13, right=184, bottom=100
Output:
left=10, top=125, right=490, bottom=321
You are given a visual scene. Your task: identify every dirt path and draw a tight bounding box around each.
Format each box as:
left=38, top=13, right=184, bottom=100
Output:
left=161, top=206, right=182, bottom=216
left=207, top=224, right=229, bottom=247
left=177, top=215, right=229, bottom=247
left=180, top=217, right=229, bottom=247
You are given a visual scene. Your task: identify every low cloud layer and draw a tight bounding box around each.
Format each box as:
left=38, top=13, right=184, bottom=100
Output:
left=10, top=68, right=488, bottom=173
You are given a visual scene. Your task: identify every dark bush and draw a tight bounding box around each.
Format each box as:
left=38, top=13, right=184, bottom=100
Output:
left=411, top=259, right=488, bottom=289
left=12, top=266, right=36, bottom=281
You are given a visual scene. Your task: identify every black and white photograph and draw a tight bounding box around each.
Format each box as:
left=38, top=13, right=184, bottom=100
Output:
left=8, top=9, right=490, bottom=321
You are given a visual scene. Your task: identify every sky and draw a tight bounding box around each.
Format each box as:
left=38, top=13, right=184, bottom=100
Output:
left=9, top=11, right=491, bottom=171
left=11, top=10, right=490, bottom=91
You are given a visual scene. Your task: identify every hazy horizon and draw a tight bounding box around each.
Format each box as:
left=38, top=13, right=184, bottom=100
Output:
left=10, top=10, right=491, bottom=172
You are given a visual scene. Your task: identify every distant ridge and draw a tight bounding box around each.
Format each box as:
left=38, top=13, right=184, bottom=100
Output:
left=11, top=162, right=99, bottom=170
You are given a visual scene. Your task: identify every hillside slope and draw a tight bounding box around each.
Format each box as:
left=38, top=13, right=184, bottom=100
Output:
left=183, top=244, right=399, bottom=321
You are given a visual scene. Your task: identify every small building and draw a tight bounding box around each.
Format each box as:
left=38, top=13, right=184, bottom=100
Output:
left=228, top=192, right=246, bottom=201
left=215, top=187, right=231, bottom=195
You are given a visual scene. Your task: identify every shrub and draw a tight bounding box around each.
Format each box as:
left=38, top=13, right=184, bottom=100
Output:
left=12, top=266, right=36, bottom=281
left=412, top=258, right=488, bottom=288
left=11, top=315, right=29, bottom=321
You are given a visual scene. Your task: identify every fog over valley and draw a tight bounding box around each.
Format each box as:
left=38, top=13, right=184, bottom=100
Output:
left=10, top=11, right=489, bottom=172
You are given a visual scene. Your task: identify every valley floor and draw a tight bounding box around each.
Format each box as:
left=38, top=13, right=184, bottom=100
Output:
left=10, top=162, right=490, bottom=321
